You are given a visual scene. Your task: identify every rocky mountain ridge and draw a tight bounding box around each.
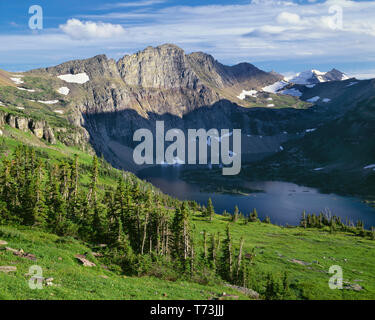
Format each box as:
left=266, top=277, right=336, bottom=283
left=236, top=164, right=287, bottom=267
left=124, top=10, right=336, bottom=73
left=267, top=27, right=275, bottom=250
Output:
left=1, top=44, right=373, bottom=179
left=29, top=44, right=282, bottom=118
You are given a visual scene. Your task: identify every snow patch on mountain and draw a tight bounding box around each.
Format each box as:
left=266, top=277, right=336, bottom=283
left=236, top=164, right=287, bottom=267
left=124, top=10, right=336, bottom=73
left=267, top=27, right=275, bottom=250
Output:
left=58, top=73, right=90, bottom=84
left=10, top=77, right=24, bottom=85
left=17, top=87, right=35, bottom=92
left=38, top=100, right=59, bottom=105
left=57, top=87, right=70, bottom=95
left=288, top=69, right=349, bottom=85
left=289, top=70, right=321, bottom=84
left=262, top=80, right=288, bottom=93
left=237, top=90, right=257, bottom=100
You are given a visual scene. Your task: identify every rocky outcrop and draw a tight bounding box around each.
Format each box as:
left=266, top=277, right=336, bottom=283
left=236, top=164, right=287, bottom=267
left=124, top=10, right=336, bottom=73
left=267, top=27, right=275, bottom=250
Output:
left=0, top=266, right=17, bottom=273
left=28, top=119, right=56, bottom=144
left=55, top=127, right=91, bottom=151
left=29, top=119, right=44, bottom=139
left=5, top=114, right=16, bottom=128
left=118, top=45, right=199, bottom=89
left=75, top=254, right=96, bottom=267
left=16, top=117, right=29, bottom=131
left=42, top=126, right=57, bottom=145
left=0, top=111, right=57, bottom=144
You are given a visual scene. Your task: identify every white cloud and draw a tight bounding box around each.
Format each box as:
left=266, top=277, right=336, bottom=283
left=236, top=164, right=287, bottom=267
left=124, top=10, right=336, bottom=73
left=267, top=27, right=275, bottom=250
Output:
left=250, top=0, right=296, bottom=5
left=277, top=12, right=301, bottom=24
left=59, top=19, right=125, bottom=40
left=1, top=0, right=375, bottom=76
left=347, top=69, right=375, bottom=80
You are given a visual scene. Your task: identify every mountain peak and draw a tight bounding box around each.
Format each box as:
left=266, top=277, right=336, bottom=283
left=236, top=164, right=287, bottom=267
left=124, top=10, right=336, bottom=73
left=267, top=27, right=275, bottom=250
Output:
left=157, top=43, right=184, bottom=50
left=289, top=68, right=349, bottom=85
left=142, top=43, right=185, bottom=54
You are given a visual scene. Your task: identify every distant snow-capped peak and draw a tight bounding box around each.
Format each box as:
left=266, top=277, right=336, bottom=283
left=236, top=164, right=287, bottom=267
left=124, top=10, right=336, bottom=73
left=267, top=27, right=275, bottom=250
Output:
left=287, top=69, right=349, bottom=85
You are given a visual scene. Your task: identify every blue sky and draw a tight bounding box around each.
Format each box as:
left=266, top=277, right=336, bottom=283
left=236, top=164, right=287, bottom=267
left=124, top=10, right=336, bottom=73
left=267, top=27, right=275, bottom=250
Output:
left=0, top=0, right=374, bottom=78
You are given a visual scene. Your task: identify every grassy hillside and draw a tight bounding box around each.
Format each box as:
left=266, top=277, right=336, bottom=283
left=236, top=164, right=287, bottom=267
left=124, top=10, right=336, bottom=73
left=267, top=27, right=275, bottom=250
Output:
left=1, top=213, right=374, bottom=300
left=0, top=120, right=374, bottom=300
left=242, top=91, right=311, bottom=109
left=0, top=225, right=249, bottom=300
left=0, top=70, right=15, bottom=87
left=192, top=214, right=375, bottom=300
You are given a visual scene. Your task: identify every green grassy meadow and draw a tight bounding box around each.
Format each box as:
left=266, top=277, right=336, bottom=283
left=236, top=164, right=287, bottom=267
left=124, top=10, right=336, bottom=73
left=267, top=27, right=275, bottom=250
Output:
left=1, top=212, right=374, bottom=300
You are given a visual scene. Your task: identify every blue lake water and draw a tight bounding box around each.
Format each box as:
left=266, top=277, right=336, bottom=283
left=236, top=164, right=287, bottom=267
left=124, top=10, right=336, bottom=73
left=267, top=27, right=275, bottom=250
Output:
left=138, top=166, right=375, bottom=228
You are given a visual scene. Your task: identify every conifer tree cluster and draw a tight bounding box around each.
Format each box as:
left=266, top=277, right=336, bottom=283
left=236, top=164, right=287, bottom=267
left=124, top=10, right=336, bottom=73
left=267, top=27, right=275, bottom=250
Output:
left=300, top=211, right=373, bottom=238
left=3, top=146, right=371, bottom=296
left=0, top=146, right=254, bottom=287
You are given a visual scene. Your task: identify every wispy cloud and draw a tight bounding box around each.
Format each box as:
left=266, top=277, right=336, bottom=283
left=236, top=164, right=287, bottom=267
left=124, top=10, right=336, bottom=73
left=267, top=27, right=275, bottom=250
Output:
left=1, top=0, right=375, bottom=76
left=98, top=0, right=168, bottom=10
left=76, top=0, right=375, bottom=62
left=347, top=69, right=375, bottom=80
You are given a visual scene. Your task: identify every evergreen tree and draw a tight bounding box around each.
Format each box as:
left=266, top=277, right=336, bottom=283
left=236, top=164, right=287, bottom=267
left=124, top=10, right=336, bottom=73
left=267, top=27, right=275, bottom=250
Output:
left=235, top=237, right=244, bottom=279
left=47, top=165, right=68, bottom=235
left=87, top=156, right=99, bottom=204
left=70, top=154, right=79, bottom=200
left=91, top=200, right=107, bottom=243
left=220, top=224, right=233, bottom=281
left=265, top=273, right=282, bottom=300
left=249, top=208, right=258, bottom=222
left=232, top=206, right=239, bottom=222
left=208, top=233, right=217, bottom=270
left=206, top=198, right=215, bottom=221
left=202, top=230, right=208, bottom=260
left=263, top=216, right=271, bottom=224
left=300, top=211, right=307, bottom=228
left=172, top=202, right=191, bottom=265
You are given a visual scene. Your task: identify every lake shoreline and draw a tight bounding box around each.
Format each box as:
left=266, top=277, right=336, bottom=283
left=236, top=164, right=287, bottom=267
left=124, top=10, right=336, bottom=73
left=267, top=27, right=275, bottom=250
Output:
left=137, top=166, right=375, bottom=229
